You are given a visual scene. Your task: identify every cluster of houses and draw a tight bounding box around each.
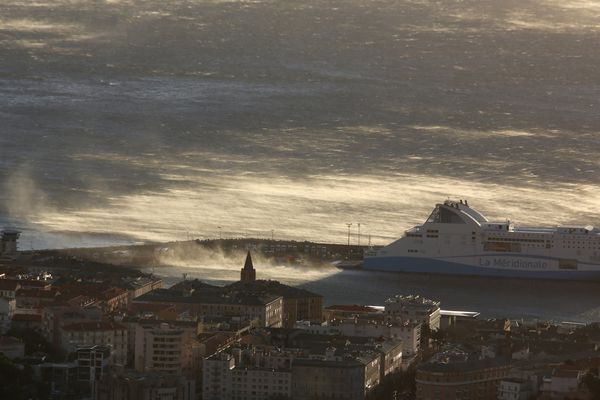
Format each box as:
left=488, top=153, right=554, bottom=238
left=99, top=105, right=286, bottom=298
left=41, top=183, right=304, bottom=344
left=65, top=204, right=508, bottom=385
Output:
left=1, top=244, right=600, bottom=399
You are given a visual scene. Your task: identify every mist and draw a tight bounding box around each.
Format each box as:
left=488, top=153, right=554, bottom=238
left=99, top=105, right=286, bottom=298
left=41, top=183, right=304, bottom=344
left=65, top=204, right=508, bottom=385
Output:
left=149, top=243, right=340, bottom=287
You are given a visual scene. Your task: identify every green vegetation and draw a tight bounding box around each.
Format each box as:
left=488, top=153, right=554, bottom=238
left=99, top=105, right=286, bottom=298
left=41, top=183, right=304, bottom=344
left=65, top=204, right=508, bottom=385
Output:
left=0, top=354, right=49, bottom=400
left=582, top=368, right=600, bottom=399
left=7, top=328, right=62, bottom=361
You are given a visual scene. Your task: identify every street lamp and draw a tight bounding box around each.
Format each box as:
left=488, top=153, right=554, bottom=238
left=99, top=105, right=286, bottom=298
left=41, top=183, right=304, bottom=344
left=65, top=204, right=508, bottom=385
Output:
left=346, top=223, right=352, bottom=246
left=357, top=223, right=361, bottom=246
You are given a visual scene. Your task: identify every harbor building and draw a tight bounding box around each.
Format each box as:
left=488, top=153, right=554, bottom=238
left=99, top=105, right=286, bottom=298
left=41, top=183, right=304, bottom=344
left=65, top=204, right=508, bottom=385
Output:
left=296, top=318, right=421, bottom=357
left=385, top=294, right=441, bottom=331
left=133, top=289, right=283, bottom=328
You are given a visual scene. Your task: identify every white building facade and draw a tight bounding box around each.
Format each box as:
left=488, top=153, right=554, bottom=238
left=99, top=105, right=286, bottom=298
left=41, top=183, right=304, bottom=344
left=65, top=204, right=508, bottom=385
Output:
left=203, top=350, right=293, bottom=400
left=60, top=321, right=128, bottom=366
left=295, top=320, right=421, bottom=356
left=385, top=294, right=441, bottom=331
left=133, top=320, right=200, bottom=376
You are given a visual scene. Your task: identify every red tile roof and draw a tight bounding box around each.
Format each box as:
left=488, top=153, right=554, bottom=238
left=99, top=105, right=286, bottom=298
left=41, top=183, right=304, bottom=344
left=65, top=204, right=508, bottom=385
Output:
left=61, top=321, right=126, bottom=332
left=16, top=288, right=59, bottom=298
left=14, top=279, right=51, bottom=288
left=12, top=314, right=42, bottom=322
left=0, top=280, right=19, bottom=291
left=129, top=303, right=176, bottom=313
left=2, top=279, right=50, bottom=288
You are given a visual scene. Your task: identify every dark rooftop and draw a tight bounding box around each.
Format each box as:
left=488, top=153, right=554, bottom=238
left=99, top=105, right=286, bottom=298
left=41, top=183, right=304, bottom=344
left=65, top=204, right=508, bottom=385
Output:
left=419, top=356, right=510, bottom=373
left=292, top=358, right=366, bottom=368
left=135, top=288, right=281, bottom=306
left=325, top=304, right=380, bottom=313
left=0, top=336, right=24, bottom=346
left=0, top=280, right=19, bottom=291
left=61, top=321, right=126, bottom=332
left=12, top=314, right=42, bottom=322
left=226, top=279, right=322, bottom=299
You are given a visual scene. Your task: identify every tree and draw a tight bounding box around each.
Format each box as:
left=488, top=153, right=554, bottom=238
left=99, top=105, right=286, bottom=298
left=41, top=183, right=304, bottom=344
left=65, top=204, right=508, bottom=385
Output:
left=0, top=354, right=35, bottom=400
left=7, top=327, right=62, bottom=361
left=429, top=328, right=447, bottom=350
left=582, top=372, right=600, bottom=399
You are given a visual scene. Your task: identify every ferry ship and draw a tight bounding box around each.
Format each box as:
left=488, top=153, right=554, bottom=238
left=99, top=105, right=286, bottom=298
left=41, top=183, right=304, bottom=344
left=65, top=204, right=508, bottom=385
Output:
left=363, top=200, right=600, bottom=280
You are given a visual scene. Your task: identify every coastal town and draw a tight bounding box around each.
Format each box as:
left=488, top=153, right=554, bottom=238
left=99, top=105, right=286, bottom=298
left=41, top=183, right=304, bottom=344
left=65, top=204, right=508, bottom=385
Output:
left=4, top=0, right=600, bottom=398
left=1, top=230, right=600, bottom=400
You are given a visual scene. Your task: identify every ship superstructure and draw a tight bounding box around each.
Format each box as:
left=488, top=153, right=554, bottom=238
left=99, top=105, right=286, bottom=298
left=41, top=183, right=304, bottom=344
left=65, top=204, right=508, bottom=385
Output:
left=363, top=200, right=600, bottom=279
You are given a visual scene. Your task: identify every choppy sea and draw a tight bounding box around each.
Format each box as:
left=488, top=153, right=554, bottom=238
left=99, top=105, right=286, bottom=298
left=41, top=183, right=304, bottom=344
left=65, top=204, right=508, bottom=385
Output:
left=1, top=0, right=600, bottom=321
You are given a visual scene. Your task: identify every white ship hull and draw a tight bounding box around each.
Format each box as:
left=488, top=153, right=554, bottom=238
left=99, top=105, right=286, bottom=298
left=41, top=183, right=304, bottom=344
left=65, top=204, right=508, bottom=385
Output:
left=364, top=200, right=600, bottom=280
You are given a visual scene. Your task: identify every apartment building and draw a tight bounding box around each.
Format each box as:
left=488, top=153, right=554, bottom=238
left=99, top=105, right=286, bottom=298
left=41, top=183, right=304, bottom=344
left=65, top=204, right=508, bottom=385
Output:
left=60, top=321, right=128, bottom=365
left=133, top=319, right=201, bottom=377
left=385, top=294, right=441, bottom=331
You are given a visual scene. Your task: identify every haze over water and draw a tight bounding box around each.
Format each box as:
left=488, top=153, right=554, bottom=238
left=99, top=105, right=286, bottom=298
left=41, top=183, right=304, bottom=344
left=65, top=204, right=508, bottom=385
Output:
left=2, top=0, right=600, bottom=249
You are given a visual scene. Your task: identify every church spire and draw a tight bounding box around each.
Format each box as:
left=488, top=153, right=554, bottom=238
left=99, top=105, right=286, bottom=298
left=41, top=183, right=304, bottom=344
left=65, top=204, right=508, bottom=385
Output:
left=244, top=251, right=254, bottom=270
left=240, top=251, right=256, bottom=284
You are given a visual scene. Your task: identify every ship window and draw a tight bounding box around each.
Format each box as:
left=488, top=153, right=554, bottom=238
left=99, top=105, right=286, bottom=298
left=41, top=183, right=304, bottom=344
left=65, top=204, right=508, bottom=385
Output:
left=441, top=207, right=465, bottom=223
left=426, top=206, right=464, bottom=224
left=426, top=207, right=441, bottom=223
left=559, top=259, right=578, bottom=270
left=484, top=242, right=521, bottom=252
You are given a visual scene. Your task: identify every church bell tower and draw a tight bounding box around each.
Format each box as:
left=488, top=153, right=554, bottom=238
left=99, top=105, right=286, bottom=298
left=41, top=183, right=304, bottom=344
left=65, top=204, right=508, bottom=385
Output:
left=240, top=251, right=256, bottom=284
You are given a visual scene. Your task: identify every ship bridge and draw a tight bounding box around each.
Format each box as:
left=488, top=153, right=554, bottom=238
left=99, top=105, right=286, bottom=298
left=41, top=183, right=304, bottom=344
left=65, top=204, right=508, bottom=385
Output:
left=424, top=200, right=488, bottom=226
